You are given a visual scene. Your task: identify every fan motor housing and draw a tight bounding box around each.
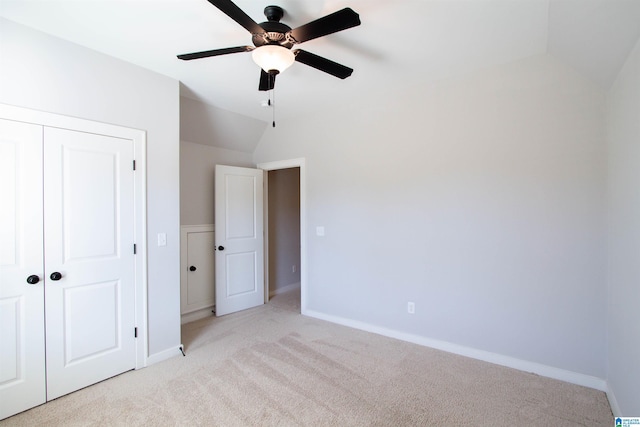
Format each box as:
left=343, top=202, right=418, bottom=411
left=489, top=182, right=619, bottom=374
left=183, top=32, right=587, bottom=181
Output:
left=254, top=22, right=293, bottom=47
left=252, top=5, right=294, bottom=48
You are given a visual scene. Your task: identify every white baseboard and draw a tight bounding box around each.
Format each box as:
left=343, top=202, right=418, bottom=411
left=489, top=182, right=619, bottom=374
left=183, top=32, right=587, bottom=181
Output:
left=269, top=282, right=300, bottom=298
left=145, top=344, right=185, bottom=366
left=304, top=309, right=607, bottom=392
left=181, top=306, right=215, bottom=324
left=606, top=383, right=621, bottom=416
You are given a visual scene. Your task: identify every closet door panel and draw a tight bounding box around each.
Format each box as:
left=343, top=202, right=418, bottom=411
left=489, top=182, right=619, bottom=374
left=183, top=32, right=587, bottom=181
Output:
left=0, top=119, right=45, bottom=420
left=43, top=127, right=136, bottom=400
left=183, top=230, right=215, bottom=313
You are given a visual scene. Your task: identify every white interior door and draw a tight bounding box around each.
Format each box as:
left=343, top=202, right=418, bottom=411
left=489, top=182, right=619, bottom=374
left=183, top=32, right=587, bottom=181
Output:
left=214, top=165, right=264, bottom=316
left=182, top=230, right=215, bottom=313
left=0, top=119, right=46, bottom=419
left=43, top=127, right=136, bottom=400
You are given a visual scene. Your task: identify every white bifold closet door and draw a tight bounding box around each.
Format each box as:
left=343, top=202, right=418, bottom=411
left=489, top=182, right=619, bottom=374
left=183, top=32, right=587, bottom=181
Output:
left=0, top=119, right=46, bottom=418
left=0, top=119, right=136, bottom=419
left=43, top=127, right=136, bottom=400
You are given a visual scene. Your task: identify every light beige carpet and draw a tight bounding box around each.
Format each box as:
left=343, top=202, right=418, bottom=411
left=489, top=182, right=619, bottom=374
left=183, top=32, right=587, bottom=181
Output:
left=3, top=288, right=612, bottom=426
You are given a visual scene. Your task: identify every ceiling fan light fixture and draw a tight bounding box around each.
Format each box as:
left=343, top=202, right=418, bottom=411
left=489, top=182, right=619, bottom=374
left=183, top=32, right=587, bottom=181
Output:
left=252, top=45, right=295, bottom=74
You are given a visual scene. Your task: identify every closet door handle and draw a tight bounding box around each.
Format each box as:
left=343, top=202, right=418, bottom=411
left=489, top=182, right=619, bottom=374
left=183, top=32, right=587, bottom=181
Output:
left=189, top=266, right=196, bottom=272
left=217, top=246, right=225, bottom=251
left=26, top=275, right=40, bottom=285
left=50, top=272, right=62, bottom=281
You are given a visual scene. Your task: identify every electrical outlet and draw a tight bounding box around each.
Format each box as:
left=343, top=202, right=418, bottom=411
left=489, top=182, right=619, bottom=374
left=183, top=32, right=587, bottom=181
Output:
left=292, top=265, right=296, bottom=273
left=407, top=302, right=415, bottom=314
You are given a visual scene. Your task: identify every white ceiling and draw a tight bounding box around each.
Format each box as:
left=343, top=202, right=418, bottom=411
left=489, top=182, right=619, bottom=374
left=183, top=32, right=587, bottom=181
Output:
left=1, top=0, right=639, bottom=124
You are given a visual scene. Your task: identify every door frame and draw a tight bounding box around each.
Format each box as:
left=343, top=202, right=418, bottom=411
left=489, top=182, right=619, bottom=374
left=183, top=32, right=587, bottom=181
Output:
left=0, top=103, right=148, bottom=369
left=257, top=158, right=307, bottom=314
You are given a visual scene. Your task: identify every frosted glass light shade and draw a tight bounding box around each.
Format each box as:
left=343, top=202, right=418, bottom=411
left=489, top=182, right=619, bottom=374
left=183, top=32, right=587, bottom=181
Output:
left=252, top=45, right=295, bottom=73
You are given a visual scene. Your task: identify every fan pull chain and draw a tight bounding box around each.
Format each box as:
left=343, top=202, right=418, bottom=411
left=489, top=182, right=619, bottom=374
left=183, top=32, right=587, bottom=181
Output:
left=271, top=74, right=276, bottom=128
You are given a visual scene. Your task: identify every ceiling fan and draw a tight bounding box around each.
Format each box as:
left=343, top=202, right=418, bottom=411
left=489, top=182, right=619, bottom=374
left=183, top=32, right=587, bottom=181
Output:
left=177, top=0, right=361, bottom=91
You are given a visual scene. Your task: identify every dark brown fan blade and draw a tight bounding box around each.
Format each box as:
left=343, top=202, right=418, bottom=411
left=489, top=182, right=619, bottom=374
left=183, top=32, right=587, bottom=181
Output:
left=287, top=8, right=360, bottom=44
left=294, top=50, right=354, bottom=79
left=259, top=70, right=276, bottom=91
left=177, top=46, right=253, bottom=60
left=206, top=0, right=265, bottom=35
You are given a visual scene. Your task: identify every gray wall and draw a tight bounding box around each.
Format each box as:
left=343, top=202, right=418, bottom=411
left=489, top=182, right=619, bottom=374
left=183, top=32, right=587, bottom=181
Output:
left=254, top=53, right=607, bottom=378
left=0, top=19, right=181, bottom=358
left=180, top=138, right=254, bottom=226
left=268, top=168, right=301, bottom=294
left=606, top=38, right=640, bottom=416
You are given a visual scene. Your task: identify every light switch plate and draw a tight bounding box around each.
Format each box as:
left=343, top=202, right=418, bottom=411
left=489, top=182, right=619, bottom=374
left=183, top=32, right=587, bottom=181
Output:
left=157, top=232, right=167, bottom=246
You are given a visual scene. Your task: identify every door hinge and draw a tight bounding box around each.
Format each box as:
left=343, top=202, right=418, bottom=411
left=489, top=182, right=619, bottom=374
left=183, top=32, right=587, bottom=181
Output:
left=133, top=244, right=137, bottom=254
left=133, top=160, right=136, bottom=170
left=134, top=327, right=138, bottom=338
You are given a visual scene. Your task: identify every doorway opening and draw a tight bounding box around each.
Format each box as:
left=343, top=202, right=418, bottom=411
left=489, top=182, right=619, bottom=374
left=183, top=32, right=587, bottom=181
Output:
left=259, top=158, right=306, bottom=313
left=267, top=167, right=300, bottom=298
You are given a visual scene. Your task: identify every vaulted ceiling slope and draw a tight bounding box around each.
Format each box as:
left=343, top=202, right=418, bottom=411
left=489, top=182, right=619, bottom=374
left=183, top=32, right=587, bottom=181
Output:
left=1, top=0, right=639, bottom=126
left=547, top=0, right=640, bottom=88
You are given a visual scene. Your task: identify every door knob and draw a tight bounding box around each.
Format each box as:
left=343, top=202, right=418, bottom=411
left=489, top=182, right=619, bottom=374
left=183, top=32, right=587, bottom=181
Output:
left=50, top=272, right=62, bottom=281
left=26, top=275, right=40, bottom=285
left=217, top=246, right=225, bottom=251
left=189, top=266, right=196, bottom=271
